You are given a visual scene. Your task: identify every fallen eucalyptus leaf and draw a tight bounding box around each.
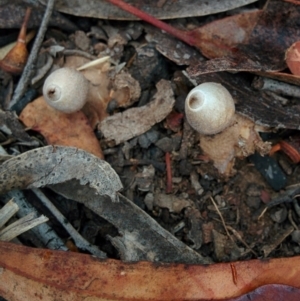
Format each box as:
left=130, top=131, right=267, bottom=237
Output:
left=19, top=96, right=104, bottom=158
left=1, top=241, right=300, bottom=301
left=39, top=0, right=258, bottom=20
left=51, top=181, right=207, bottom=264
left=0, top=146, right=123, bottom=202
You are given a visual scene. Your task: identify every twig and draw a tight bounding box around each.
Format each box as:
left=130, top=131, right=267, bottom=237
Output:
left=165, top=152, right=172, bottom=193
left=288, top=209, right=298, bottom=230
left=0, top=212, right=48, bottom=242
left=209, top=196, right=231, bottom=238
left=105, top=0, right=195, bottom=47
left=226, top=225, right=258, bottom=257
left=32, top=189, right=107, bottom=259
left=252, top=76, right=300, bottom=98
left=258, top=207, right=268, bottom=220
left=0, top=199, right=18, bottom=228
left=1, top=190, right=67, bottom=250
left=9, top=0, right=56, bottom=109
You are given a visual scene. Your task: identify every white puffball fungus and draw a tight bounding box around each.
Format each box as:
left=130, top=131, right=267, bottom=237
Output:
left=185, top=82, right=235, bottom=135
left=43, top=67, right=89, bottom=114
left=185, top=82, right=271, bottom=176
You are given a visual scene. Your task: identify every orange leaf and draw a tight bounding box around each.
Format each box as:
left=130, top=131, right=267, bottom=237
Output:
left=1, top=241, right=300, bottom=301
left=19, top=96, right=103, bottom=158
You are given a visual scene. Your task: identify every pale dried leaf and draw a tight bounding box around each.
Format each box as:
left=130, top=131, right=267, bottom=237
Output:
left=0, top=146, right=123, bottom=202
left=99, top=79, right=175, bottom=144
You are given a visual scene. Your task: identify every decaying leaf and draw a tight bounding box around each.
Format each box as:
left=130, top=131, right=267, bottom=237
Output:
left=1, top=241, right=300, bottom=301
left=199, top=114, right=271, bottom=175
left=99, top=79, right=175, bottom=144
left=0, top=145, right=123, bottom=202
left=51, top=181, right=206, bottom=263
left=0, top=2, right=77, bottom=31
left=19, top=97, right=104, bottom=158
left=39, top=0, right=258, bottom=20
left=110, top=71, right=141, bottom=108
left=188, top=0, right=300, bottom=74
left=153, top=193, right=192, bottom=213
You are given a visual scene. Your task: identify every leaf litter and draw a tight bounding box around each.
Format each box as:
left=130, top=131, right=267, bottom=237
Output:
left=2, top=0, right=300, bottom=300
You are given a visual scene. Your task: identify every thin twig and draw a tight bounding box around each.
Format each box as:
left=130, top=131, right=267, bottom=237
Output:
left=226, top=225, right=258, bottom=257
left=258, top=207, right=268, bottom=220
left=1, top=190, right=67, bottom=250
left=288, top=209, right=299, bottom=230
left=2, top=191, right=66, bottom=248
left=32, top=189, right=107, bottom=259
left=165, top=152, right=172, bottom=193
left=9, top=0, right=56, bottom=109
left=209, top=196, right=231, bottom=238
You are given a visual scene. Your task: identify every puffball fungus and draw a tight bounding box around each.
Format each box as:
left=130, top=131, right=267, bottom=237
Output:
left=185, top=82, right=271, bottom=176
left=43, top=67, right=89, bottom=113
left=185, top=82, right=235, bottom=135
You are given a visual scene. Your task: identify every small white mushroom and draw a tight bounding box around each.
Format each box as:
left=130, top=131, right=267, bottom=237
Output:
left=43, top=67, right=89, bottom=114
left=185, top=82, right=235, bottom=135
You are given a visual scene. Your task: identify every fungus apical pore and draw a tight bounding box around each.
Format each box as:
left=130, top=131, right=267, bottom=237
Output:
left=43, top=67, right=89, bottom=113
left=185, top=82, right=235, bottom=135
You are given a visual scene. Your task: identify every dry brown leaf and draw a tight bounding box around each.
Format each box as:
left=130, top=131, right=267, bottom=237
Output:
left=0, top=145, right=123, bottom=202
left=1, top=241, right=300, bottom=301
left=110, top=71, right=141, bottom=108
left=99, top=79, right=175, bottom=144
left=188, top=0, right=300, bottom=74
left=19, top=96, right=103, bottom=158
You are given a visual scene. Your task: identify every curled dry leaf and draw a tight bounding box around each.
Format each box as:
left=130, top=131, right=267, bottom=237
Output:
left=0, top=146, right=123, bottom=202
left=1, top=241, right=300, bottom=301
left=110, top=71, right=141, bottom=108
left=19, top=96, right=104, bottom=158
left=99, top=79, right=175, bottom=144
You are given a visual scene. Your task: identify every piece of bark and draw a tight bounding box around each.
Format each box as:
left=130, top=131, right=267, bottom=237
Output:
left=99, top=79, right=175, bottom=144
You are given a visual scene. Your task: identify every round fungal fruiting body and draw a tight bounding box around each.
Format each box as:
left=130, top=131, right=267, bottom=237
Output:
left=185, top=82, right=235, bottom=135
left=43, top=67, right=89, bottom=113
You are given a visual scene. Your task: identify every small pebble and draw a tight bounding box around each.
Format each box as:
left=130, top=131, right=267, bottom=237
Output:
left=179, top=159, right=194, bottom=176
left=270, top=206, right=287, bottom=223
left=292, top=230, right=300, bottom=244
